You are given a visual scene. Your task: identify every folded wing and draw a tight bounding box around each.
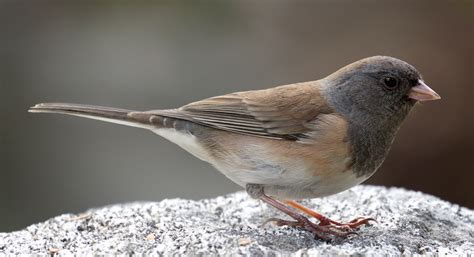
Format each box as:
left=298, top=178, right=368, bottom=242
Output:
left=148, top=81, right=334, bottom=140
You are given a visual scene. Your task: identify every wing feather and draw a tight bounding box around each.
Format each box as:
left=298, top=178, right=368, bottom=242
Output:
left=149, top=81, right=334, bottom=140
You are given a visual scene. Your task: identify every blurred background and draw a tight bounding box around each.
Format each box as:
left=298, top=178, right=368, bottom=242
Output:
left=1, top=0, right=472, bottom=232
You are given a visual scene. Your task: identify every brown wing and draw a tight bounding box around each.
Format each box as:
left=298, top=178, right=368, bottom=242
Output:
left=149, top=81, right=334, bottom=140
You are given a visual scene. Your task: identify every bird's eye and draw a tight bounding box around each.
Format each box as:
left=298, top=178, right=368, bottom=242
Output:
left=383, top=77, right=398, bottom=89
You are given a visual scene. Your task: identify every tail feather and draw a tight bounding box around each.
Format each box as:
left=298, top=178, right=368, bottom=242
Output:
left=28, top=103, right=151, bottom=129
left=29, top=103, right=215, bottom=162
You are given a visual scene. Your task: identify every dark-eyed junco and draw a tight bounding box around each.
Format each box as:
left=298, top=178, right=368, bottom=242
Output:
left=29, top=56, right=440, bottom=240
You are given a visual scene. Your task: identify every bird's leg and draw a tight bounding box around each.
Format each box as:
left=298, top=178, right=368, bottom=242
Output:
left=246, top=184, right=356, bottom=240
left=285, top=200, right=375, bottom=228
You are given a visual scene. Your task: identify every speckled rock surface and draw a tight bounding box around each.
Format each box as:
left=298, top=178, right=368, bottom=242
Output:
left=0, top=185, right=473, bottom=256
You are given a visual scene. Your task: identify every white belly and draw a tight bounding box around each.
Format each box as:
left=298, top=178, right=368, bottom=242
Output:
left=213, top=158, right=371, bottom=200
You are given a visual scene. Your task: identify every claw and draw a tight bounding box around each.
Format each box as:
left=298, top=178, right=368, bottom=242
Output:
left=345, top=217, right=377, bottom=228
left=324, top=224, right=352, bottom=232
left=319, top=216, right=376, bottom=229
left=262, top=218, right=277, bottom=227
left=264, top=216, right=360, bottom=241
left=284, top=200, right=375, bottom=230
left=263, top=218, right=302, bottom=227
left=259, top=195, right=372, bottom=241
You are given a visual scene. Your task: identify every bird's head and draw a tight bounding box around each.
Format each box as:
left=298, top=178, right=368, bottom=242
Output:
left=324, top=56, right=440, bottom=128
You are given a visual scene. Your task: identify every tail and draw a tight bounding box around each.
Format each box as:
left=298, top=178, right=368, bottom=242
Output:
left=28, top=103, right=151, bottom=129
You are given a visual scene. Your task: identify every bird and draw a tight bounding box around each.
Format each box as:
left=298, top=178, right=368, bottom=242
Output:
left=29, top=56, right=440, bottom=240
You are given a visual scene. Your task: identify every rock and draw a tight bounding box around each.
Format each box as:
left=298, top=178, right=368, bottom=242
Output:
left=0, top=185, right=473, bottom=255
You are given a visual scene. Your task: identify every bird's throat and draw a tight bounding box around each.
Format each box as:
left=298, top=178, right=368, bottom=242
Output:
left=347, top=123, right=398, bottom=177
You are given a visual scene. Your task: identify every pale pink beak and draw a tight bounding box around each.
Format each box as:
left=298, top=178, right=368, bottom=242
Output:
left=408, top=80, right=441, bottom=101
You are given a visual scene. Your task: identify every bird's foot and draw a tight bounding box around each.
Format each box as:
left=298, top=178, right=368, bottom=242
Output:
left=318, top=216, right=376, bottom=229
left=264, top=217, right=357, bottom=241
left=249, top=187, right=373, bottom=241
left=285, top=200, right=375, bottom=229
